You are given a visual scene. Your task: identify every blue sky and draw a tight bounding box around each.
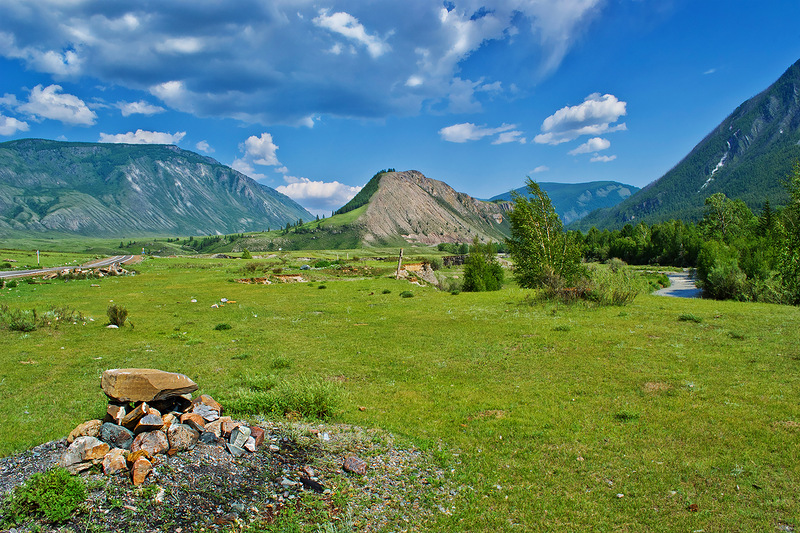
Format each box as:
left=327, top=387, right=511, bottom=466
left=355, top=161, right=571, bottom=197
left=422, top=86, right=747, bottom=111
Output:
left=1, top=1, right=799, bottom=216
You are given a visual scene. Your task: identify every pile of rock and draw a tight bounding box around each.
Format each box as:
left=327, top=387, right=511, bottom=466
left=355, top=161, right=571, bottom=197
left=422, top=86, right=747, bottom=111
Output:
left=61, top=368, right=265, bottom=485
left=42, top=262, right=129, bottom=281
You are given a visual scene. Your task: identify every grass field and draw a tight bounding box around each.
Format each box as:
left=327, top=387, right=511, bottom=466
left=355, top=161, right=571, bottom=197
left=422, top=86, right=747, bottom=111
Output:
left=1, top=254, right=799, bottom=531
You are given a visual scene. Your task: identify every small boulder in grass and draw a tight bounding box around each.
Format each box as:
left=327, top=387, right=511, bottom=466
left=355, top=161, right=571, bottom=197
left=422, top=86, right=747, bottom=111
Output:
left=343, top=456, right=368, bottom=475
left=101, top=368, right=198, bottom=403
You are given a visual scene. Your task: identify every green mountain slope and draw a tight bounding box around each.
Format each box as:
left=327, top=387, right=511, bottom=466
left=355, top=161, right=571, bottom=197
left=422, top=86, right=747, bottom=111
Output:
left=0, top=139, right=312, bottom=237
left=489, top=181, right=638, bottom=225
left=577, top=58, right=800, bottom=230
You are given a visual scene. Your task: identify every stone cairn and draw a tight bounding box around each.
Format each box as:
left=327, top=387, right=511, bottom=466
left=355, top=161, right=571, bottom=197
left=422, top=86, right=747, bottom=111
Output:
left=61, top=368, right=266, bottom=485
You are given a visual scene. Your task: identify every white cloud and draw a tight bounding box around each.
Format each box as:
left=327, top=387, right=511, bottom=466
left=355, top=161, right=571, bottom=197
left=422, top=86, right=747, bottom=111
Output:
left=313, top=9, right=390, bottom=59
left=531, top=165, right=549, bottom=173
left=117, top=100, right=166, bottom=116
left=439, top=122, right=516, bottom=143
left=535, top=93, right=627, bottom=145
left=242, top=133, right=280, bottom=166
left=492, top=130, right=526, bottom=145
left=0, top=2, right=604, bottom=125
left=568, top=137, right=610, bottom=155
left=98, top=129, right=186, bottom=144
left=704, top=68, right=717, bottom=75
left=0, top=93, right=19, bottom=107
left=276, top=176, right=362, bottom=215
left=0, top=114, right=29, bottom=135
left=590, top=154, right=616, bottom=163
left=18, top=84, right=97, bottom=125
left=196, top=140, right=214, bottom=153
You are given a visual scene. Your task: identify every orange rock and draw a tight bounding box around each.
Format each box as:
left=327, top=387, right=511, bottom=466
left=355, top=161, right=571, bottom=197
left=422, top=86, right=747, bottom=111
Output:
left=102, top=368, right=198, bottom=403
left=130, top=430, right=169, bottom=456
left=179, top=412, right=206, bottom=431
left=120, top=403, right=149, bottom=430
left=105, top=405, right=126, bottom=425
left=126, top=449, right=152, bottom=468
left=131, top=457, right=152, bottom=485
left=191, top=394, right=223, bottom=415
left=67, top=419, right=102, bottom=443
left=102, top=448, right=128, bottom=475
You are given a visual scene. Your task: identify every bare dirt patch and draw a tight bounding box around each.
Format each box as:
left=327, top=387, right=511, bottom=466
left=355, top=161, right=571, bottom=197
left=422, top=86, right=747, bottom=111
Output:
left=642, top=382, right=673, bottom=394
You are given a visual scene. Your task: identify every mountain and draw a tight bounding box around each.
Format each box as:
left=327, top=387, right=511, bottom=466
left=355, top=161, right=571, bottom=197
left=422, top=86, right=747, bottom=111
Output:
left=488, top=181, right=639, bottom=225
left=577, top=58, right=800, bottom=230
left=239, top=170, right=512, bottom=250
left=0, top=139, right=312, bottom=237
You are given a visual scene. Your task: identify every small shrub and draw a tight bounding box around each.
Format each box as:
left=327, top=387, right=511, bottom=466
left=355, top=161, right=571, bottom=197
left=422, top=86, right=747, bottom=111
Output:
left=605, top=257, right=627, bottom=273
left=273, top=267, right=283, bottom=274
left=318, top=285, right=327, bottom=289
left=214, top=323, right=232, bottom=331
left=107, top=304, right=128, bottom=327
left=0, top=262, right=11, bottom=269
left=241, top=248, right=252, bottom=259
left=400, top=290, right=414, bottom=298
left=313, top=259, right=332, bottom=268
left=613, top=411, right=640, bottom=422
left=425, top=257, right=444, bottom=271
left=450, top=290, right=461, bottom=295
left=678, top=313, right=703, bottom=323
left=271, top=357, right=291, bottom=370
left=227, top=375, right=342, bottom=420
left=7, top=279, right=18, bottom=288
left=729, top=331, right=746, bottom=340
left=381, top=289, right=391, bottom=294
left=552, top=324, right=571, bottom=332
left=1, top=467, right=87, bottom=525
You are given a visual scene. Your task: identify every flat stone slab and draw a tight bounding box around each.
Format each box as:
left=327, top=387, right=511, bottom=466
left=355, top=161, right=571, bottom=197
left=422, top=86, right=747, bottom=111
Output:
left=101, top=368, right=198, bottom=402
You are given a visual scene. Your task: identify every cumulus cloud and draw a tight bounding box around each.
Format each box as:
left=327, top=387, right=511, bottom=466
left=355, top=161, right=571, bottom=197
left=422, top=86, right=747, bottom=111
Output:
left=0, top=114, right=29, bottom=135
left=277, top=176, right=362, bottom=215
left=18, top=84, right=96, bottom=125
left=568, top=136, right=610, bottom=155
left=117, top=100, right=166, bottom=116
left=0, top=1, right=604, bottom=125
left=313, top=9, right=390, bottom=59
left=231, top=158, right=268, bottom=180
left=195, top=140, right=214, bottom=153
left=242, top=133, right=280, bottom=166
left=590, top=154, right=616, bottom=163
left=534, top=93, right=627, bottom=145
left=98, top=129, right=185, bottom=144
left=439, top=122, right=517, bottom=143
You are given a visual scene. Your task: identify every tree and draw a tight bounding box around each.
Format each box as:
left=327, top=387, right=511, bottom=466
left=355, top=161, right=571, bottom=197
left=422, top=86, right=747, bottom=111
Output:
left=507, top=178, right=582, bottom=288
left=241, top=248, right=252, bottom=259
left=779, top=161, right=800, bottom=303
left=462, top=237, right=504, bottom=292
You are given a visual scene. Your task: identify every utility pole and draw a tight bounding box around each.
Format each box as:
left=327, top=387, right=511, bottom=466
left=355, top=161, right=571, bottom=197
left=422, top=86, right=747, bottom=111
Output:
left=395, top=248, right=404, bottom=279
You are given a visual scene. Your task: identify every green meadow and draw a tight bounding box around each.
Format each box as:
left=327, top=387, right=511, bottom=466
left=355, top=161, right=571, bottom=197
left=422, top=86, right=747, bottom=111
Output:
left=1, top=253, right=799, bottom=531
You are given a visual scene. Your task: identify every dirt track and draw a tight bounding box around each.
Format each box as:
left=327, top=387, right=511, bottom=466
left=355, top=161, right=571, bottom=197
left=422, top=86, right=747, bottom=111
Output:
left=654, top=270, right=702, bottom=298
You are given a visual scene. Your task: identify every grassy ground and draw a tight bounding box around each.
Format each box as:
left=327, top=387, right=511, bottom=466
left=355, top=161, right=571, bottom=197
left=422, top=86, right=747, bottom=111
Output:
left=1, top=255, right=799, bottom=531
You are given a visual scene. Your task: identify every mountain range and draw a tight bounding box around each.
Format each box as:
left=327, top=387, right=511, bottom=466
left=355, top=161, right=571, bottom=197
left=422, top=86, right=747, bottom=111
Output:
left=488, top=181, right=638, bottom=225
left=0, top=139, right=311, bottom=238
left=577, top=58, right=800, bottom=230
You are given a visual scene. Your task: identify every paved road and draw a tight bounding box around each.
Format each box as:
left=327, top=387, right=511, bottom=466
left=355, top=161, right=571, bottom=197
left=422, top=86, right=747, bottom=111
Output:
left=0, top=255, right=136, bottom=279
left=654, top=270, right=702, bottom=298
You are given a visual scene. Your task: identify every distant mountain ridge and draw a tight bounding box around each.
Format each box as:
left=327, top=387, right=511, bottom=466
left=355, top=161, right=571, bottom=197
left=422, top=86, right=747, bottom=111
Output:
left=0, top=139, right=312, bottom=237
left=488, top=181, right=638, bottom=225
left=577, top=58, right=800, bottom=230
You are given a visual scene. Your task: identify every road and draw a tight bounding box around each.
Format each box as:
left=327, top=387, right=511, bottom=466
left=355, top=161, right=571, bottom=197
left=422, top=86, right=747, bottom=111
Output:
left=0, top=255, right=137, bottom=279
left=653, top=270, right=702, bottom=298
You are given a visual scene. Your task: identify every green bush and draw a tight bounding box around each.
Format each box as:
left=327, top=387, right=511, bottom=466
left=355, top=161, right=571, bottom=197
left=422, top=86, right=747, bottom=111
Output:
left=400, top=290, right=414, bottom=298
left=425, top=257, right=444, bottom=271
left=678, top=313, right=703, bottom=323
left=585, top=266, right=646, bottom=306
left=241, top=248, right=252, bottom=259
left=1, top=467, right=87, bottom=525
left=462, top=238, right=503, bottom=292
left=226, top=375, right=342, bottom=420
left=381, top=289, right=391, bottom=294
left=6, top=279, right=18, bottom=288
left=313, top=259, right=332, bottom=268
left=2, top=307, right=37, bottom=332
left=214, top=323, right=232, bottom=331
left=107, top=304, right=128, bottom=327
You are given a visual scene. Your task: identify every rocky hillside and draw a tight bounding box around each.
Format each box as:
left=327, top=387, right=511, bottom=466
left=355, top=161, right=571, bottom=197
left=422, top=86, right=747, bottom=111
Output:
left=0, top=139, right=312, bottom=237
left=577, top=58, right=800, bottom=230
left=489, top=181, right=638, bottom=225
left=358, top=170, right=511, bottom=245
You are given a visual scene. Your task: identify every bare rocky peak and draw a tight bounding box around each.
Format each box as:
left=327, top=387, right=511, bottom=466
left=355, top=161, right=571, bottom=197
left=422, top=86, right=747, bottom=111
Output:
left=361, top=170, right=510, bottom=245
